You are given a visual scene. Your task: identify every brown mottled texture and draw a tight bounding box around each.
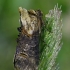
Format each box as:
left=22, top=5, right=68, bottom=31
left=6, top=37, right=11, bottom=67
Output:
left=14, top=7, right=43, bottom=70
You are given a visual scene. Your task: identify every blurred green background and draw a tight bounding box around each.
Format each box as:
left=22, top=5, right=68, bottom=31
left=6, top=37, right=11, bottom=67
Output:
left=0, top=0, right=70, bottom=70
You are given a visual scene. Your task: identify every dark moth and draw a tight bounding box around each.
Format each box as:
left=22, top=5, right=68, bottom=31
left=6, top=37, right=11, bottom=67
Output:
left=14, top=7, right=43, bottom=70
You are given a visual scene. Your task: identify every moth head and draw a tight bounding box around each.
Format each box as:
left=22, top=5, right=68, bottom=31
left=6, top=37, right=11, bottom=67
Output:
left=18, top=7, right=42, bottom=36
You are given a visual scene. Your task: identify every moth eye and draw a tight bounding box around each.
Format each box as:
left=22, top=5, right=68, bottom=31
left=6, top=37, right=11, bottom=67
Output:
left=17, top=27, right=21, bottom=32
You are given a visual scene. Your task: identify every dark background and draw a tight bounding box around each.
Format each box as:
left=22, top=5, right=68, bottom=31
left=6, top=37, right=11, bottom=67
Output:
left=0, top=0, right=70, bottom=70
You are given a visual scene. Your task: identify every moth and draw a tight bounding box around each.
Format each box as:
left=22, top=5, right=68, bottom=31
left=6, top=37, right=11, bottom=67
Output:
left=14, top=7, right=43, bottom=70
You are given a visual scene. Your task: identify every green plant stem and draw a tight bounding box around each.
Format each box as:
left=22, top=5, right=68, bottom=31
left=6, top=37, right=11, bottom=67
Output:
left=38, top=4, right=62, bottom=70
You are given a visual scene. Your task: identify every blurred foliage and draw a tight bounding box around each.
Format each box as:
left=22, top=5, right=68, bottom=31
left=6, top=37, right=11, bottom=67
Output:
left=0, top=0, right=70, bottom=70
